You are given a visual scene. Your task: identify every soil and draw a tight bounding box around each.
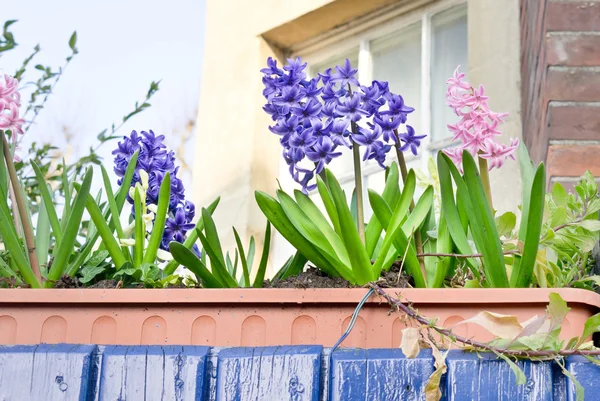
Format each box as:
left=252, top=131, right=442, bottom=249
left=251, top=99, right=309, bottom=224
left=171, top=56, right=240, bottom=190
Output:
left=54, top=276, right=82, bottom=288
left=49, top=262, right=413, bottom=290
left=266, top=261, right=414, bottom=289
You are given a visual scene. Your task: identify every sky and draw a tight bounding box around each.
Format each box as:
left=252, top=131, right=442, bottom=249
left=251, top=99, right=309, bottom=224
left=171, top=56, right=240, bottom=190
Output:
left=1, top=0, right=206, bottom=190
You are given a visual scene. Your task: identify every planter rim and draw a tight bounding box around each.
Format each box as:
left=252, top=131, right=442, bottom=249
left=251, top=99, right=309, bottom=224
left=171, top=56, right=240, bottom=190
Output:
left=1, top=287, right=599, bottom=307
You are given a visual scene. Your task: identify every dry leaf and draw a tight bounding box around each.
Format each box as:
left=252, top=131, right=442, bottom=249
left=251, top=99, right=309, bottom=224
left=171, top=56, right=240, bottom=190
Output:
left=400, top=327, right=420, bottom=358
left=424, top=337, right=447, bottom=401
left=513, top=314, right=548, bottom=341
left=454, top=311, right=523, bottom=339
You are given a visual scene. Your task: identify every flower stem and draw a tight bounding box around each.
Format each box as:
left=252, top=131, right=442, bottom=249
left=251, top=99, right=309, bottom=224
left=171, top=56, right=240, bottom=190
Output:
left=8, top=183, right=21, bottom=237
left=394, top=141, right=427, bottom=284
left=350, top=121, right=365, bottom=243
left=478, top=155, right=494, bottom=211
left=1, top=133, right=41, bottom=285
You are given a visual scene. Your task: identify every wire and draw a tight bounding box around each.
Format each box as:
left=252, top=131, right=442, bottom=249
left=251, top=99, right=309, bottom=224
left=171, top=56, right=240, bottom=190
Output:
left=327, top=287, right=374, bottom=401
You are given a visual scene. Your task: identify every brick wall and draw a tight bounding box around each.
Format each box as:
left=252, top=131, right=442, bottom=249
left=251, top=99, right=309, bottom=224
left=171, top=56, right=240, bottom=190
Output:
left=521, top=0, right=600, bottom=190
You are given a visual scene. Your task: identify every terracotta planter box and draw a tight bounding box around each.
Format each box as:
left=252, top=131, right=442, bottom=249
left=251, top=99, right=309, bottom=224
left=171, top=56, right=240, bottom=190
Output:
left=0, top=288, right=598, bottom=347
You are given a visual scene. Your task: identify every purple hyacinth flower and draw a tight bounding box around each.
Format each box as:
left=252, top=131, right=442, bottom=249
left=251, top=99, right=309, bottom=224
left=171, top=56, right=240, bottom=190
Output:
left=260, top=57, right=283, bottom=76
left=306, top=136, right=342, bottom=173
left=373, top=115, right=403, bottom=143
left=273, top=86, right=304, bottom=107
left=290, top=98, right=322, bottom=124
left=383, top=94, right=415, bottom=123
left=289, top=126, right=319, bottom=159
left=398, top=125, right=427, bottom=156
left=164, top=207, right=196, bottom=243
left=269, top=115, right=299, bottom=142
left=331, top=59, right=359, bottom=87
left=329, top=119, right=352, bottom=147
left=310, top=120, right=332, bottom=142
left=337, top=94, right=369, bottom=123
left=353, top=125, right=384, bottom=161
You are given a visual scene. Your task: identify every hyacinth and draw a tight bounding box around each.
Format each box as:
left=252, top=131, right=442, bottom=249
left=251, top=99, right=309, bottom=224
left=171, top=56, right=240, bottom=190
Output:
left=112, top=130, right=197, bottom=251
left=261, top=57, right=423, bottom=192
left=0, top=74, right=25, bottom=161
left=443, top=66, right=518, bottom=170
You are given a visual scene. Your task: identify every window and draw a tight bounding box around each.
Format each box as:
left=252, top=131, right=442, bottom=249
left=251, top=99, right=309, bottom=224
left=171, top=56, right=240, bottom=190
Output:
left=270, top=1, right=468, bottom=269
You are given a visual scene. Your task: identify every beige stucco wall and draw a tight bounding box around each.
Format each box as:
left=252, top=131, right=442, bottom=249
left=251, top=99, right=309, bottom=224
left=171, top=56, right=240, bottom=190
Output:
left=193, top=0, right=523, bottom=274
left=192, top=0, right=334, bottom=255
left=468, top=0, right=522, bottom=214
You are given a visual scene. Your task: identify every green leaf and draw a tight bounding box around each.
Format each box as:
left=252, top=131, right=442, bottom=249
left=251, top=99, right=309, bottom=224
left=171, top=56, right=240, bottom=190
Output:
left=246, top=236, right=256, bottom=276
left=577, top=220, right=600, bottom=232
left=0, top=256, right=20, bottom=283
left=368, top=189, right=426, bottom=288
left=200, top=208, right=226, bottom=268
left=60, top=158, right=72, bottom=229
left=0, top=136, right=7, bottom=196
left=552, top=183, right=568, bottom=207
left=85, top=195, right=128, bottom=269
left=162, top=197, right=220, bottom=275
left=325, top=169, right=373, bottom=284
left=233, top=227, right=251, bottom=287
left=494, top=353, right=526, bottom=385
left=558, top=361, right=585, bottom=401
left=253, top=222, right=271, bottom=288
left=46, top=167, right=93, bottom=286
left=196, top=225, right=238, bottom=288
left=462, top=151, right=508, bottom=287
left=291, top=189, right=350, bottom=266
left=35, top=196, right=51, bottom=276
left=496, top=212, right=517, bottom=238
left=278, top=190, right=352, bottom=280
left=79, top=264, right=107, bottom=284
left=366, top=162, right=400, bottom=257
left=401, top=186, right=433, bottom=235
left=316, top=176, right=341, bottom=235
left=68, top=31, right=78, bottom=52
left=518, top=141, right=536, bottom=240
left=273, top=250, right=306, bottom=282
left=547, top=292, right=571, bottom=331
left=31, top=162, right=63, bottom=243
left=133, top=185, right=144, bottom=268
left=100, top=165, right=124, bottom=239
left=511, top=163, right=546, bottom=288
left=578, top=313, right=600, bottom=348
left=437, top=153, right=480, bottom=278
left=255, top=190, right=340, bottom=278
left=143, top=172, right=171, bottom=264
left=115, top=151, right=139, bottom=209
left=430, top=211, right=452, bottom=288
left=169, top=242, right=223, bottom=288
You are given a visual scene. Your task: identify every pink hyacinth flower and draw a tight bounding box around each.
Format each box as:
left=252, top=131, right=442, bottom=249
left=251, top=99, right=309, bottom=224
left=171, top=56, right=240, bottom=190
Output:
left=0, top=74, right=20, bottom=110
left=0, top=102, right=25, bottom=136
left=443, top=146, right=464, bottom=168
left=446, top=66, right=471, bottom=91
left=479, top=138, right=519, bottom=170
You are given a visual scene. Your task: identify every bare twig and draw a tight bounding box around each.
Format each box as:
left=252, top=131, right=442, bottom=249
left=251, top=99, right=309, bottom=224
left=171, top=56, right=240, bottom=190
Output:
left=417, top=250, right=520, bottom=259
left=369, top=283, right=600, bottom=358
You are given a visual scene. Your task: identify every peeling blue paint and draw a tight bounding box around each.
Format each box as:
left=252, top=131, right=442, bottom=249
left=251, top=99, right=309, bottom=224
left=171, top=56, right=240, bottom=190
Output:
left=0, top=344, right=598, bottom=400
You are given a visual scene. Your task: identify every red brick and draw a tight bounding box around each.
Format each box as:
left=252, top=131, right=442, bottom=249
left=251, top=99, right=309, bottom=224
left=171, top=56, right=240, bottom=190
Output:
left=547, top=104, right=600, bottom=140
left=547, top=144, right=600, bottom=178
left=546, top=34, right=600, bottom=66
left=546, top=68, right=600, bottom=101
left=547, top=1, right=600, bottom=32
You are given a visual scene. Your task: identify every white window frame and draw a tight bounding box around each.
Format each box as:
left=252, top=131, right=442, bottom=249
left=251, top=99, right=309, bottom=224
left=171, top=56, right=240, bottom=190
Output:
left=290, top=0, right=467, bottom=185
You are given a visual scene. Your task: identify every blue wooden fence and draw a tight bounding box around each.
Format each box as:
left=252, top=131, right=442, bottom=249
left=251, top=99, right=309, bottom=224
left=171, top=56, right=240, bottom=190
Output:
left=0, top=344, right=596, bottom=400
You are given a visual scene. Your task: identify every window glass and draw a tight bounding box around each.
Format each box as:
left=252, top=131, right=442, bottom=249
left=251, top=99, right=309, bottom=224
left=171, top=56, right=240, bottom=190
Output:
left=371, top=23, right=422, bottom=135
left=430, top=5, right=468, bottom=142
